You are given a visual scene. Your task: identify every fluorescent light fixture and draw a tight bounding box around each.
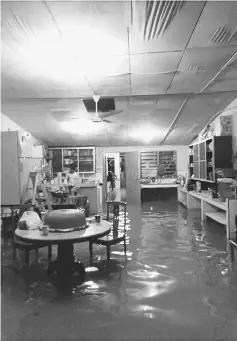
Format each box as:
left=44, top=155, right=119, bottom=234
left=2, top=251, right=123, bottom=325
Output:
left=130, top=126, right=159, bottom=143
left=61, top=118, right=97, bottom=135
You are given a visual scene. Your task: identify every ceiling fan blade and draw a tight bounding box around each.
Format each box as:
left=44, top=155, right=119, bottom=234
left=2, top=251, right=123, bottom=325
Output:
left=51, top=109, right=82, bottom=121
left=103, top=119, right=112, bottom=124
left=100, top=110, right=123, bottom=118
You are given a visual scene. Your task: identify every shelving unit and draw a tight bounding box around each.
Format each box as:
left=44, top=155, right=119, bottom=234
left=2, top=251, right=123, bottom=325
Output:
left=189, top=136, right=232, bottom=182
left=177, top=187, right=237, bottom=238
left=63, top=148, right=78, bottom=169
left=140, top=150, right=177, bottom=179
left=204, top=212, right=226, bottom=225
left=48, top=147, right=95, bottom=174
left=78, top=148, right=94, bottom=173
left=158, top=151, right=176, bottom=177
left=140, top=151, right=158, bottom=178
left=177, top=186, right=188, bottom=207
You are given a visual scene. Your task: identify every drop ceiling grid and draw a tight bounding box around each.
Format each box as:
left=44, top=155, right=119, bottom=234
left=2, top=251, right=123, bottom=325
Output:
left=163, top=126, right=199, bottom=145
left=49, top=1, right=129, bottom=58
left=187, top=1, right=237, bottom=49
left=205, top=61, right=237, bottom=92
left=1, top=1, right=237, bottom=146
left=172, top=92, right=237, bottom=129
left=129, top=1, right=206, bottom=54
left=1, top=1, right=61, bottom=42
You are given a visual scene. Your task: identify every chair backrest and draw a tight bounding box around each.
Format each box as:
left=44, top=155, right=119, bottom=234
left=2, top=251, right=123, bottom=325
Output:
left=106, top=201, right=127, bottom=237
left=11, top=204, right=37, bottom=232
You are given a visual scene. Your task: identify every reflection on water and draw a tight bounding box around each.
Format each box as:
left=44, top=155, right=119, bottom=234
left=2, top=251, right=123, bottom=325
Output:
left=2, top=200, right=237, bottom=340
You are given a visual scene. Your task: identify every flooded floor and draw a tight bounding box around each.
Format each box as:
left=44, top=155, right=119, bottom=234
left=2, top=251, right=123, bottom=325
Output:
left=2, top=198, right=237, bottom=341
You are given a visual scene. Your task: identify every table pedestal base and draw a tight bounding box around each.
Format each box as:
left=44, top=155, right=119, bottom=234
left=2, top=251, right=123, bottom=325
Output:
left=47, top=243, right=86, bottom=292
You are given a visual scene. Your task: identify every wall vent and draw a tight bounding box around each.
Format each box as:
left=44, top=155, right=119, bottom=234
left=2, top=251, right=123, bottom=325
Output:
left=132, top=1, right=186, bottom=41
left=209, top=26, right=237, bottom=45
left=185, top=64, right=203, bottom=74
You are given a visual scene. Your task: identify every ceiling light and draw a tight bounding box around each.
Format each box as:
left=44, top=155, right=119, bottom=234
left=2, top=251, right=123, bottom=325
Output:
left=130, top=126, right=159, bottom=143
left=61, top=118, right=97, bottom=135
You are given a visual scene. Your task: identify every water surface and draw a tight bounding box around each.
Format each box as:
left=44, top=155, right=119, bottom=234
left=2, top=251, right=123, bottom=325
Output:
left=2, top=200, right=237, bottom=341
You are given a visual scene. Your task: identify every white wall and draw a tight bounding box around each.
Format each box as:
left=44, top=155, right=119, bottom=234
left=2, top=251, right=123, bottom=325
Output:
left=1, top=112, right=22, bottom=131
left=1, top=113, right=44, bottom=158
left=213, top=97, right=237, bottom=154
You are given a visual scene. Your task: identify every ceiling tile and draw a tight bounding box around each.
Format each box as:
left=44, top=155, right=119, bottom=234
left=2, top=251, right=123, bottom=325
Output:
left=187, top=2, right=237, bottom=48
left=131, top=85, right=166, bottom=96
left=178, top=47, right=237, bottom=72
left=205, top=65, right=237, bottom=93
left=154, top=95, right=187, bottom=127
left=130, top=52, right=182, bottom=74
left=93, top=87, right=130, bottom=97
left=131, top=73, right=174, bottom=94
left=88, top=75, right=130, bottom=88
left=49, top=1, right=129, bottom=55
left=167, top=71, right=217, bottom=94
left=163, top=125, right=199, bottom=145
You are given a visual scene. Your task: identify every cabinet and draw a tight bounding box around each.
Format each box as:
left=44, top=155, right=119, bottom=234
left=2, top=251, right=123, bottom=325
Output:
left=140, top=151, right=158, bottom=178
left=158, top=151, right=177, bottom=177
left=48, top=147, right=95, bottom=174
left=189, top=136, right=232, bottom=182
left=140, top=150, right=177, bottom=178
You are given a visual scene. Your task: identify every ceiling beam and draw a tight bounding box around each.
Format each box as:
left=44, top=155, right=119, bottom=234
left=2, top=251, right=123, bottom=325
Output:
left=160, top=1, right=207, bottom=143
left=164, top=1, right=207, bottom=94
left=159, top=96, right=189, bottom=145
left=199, top=51, right=237, bottom=93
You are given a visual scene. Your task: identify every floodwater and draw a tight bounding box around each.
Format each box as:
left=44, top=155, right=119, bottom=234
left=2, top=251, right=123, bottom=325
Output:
left=2, top=199, right=237, bottom=341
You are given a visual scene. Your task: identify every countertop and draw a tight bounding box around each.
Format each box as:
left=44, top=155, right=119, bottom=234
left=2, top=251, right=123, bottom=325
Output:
left=140, top=183, right=178, bottom=189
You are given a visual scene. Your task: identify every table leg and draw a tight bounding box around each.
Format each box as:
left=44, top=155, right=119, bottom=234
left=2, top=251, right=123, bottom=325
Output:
left=47, top=242, right=86, bottom=291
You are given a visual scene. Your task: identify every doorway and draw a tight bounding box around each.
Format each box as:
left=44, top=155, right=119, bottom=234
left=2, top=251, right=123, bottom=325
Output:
left=103, top=152, right=127, bottom=202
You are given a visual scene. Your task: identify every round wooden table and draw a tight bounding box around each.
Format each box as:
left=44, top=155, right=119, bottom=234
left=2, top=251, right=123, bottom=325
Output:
left=15, top=221, right=111, bottom=291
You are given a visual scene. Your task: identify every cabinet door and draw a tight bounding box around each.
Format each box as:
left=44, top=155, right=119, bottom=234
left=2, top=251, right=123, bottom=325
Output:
left=51, top=149, right=63, bottom=173
left=199, top=142, right=206, bottom=161
left=193, top=144, right=199, bottom=162
left=214, top=136, right=232, bottom=169
left=193, top=161, right=199, bottom=178
left=199, top=160, right=206, bottom=180
left=63, top=148, right=78, bottom=172
left=78, top=148, right=95, bottom=173
left=1, top=131, right=21, bottom=205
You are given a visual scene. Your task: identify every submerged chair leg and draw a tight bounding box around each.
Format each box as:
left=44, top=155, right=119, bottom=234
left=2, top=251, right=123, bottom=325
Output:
left=89, top=241, right=93, bottom=264
left=13, top=246, right=16, bottom=260
left=106, top=245, right=111, bottom=260
left=124, top=237, right=127, bottom=256
left=230, top=241, right=235, bottom=262
left=48, top=245, right=52, bottom=262
left=25, top=250, right=30, bottom=265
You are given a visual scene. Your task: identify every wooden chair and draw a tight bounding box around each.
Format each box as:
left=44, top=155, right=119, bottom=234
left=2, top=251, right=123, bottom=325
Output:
left=89, top=201, right=127, bottom=262
left=12, top=204, right=52, bottom=265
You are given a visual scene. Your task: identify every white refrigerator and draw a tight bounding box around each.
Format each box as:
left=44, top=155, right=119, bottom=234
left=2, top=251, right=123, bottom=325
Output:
left=1, top=131, right=43, bottom=205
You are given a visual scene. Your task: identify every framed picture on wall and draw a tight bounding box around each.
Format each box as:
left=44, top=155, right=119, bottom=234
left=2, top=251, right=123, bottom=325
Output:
left=220, top=115, right=232, bottom=136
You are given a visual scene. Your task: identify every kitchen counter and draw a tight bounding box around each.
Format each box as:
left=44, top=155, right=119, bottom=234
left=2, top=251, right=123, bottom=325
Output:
left=140, top=183, right=178, bottom=189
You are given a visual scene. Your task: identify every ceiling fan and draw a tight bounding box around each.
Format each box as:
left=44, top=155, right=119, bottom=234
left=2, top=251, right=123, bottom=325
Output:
left=50, top=95, right=123, bottom=124
left=88, top=95, right=123, bottom=123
